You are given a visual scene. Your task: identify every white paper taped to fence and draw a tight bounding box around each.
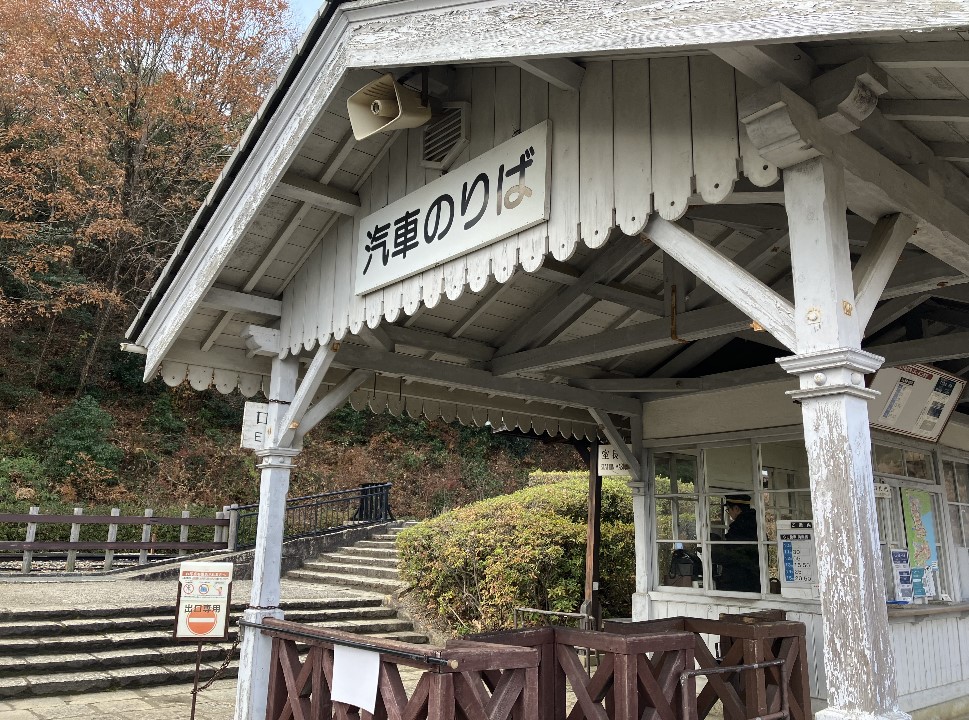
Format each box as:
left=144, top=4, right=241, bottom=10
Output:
left=331, top=645, right=380, bottom=713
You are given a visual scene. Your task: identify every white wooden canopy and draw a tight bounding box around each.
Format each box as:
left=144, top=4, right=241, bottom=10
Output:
left=128, top=1, right=969, bottom=443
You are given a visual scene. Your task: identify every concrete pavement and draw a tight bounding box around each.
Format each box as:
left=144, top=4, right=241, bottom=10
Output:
left=0, top=679, right=238, bottom=720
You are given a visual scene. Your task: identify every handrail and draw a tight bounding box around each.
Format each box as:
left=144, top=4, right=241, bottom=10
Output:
left=233, top=482, right=393, bottom=549
left=241, top=618, right=454, bottom=667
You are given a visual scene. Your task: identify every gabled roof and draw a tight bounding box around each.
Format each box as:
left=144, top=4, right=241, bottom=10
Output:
left=129, top=0, right=969, bottom=437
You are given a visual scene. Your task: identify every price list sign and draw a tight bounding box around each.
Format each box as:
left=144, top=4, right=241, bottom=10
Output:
left=778, top=521, right=817, bottom=587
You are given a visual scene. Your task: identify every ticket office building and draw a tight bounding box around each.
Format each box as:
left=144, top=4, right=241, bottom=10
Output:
left=638, top=380, right=969, bottom=712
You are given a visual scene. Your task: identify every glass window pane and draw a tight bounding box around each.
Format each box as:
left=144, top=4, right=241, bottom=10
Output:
left=677, top=500, right=698, bottom=540
left=760, top=441, right=811, bottom=490
left=656, top=498, right=673, bottom=540
left=767, top=545, right=781, bottom=594
left=710, top=542, right=761, bottom=592
left=655, top=455, right=672, bottom=494
left=658, top=542, right=702, bottom=588
left=763, top=492, right=813, bottom=533
left=957, top=464, right=969, bottom=504
left=674, top=457, right=697, bottom=493
left=705, top=445, right=754, bottom=494
left=904, top=450, right=932, bottom=480
left=944, top=462, right=958, bottom=503
left=874, top=445, right=904, bottom=476
left=709, top=497, right=726, bottom=539
left=950, top=506, right=965, bottom=547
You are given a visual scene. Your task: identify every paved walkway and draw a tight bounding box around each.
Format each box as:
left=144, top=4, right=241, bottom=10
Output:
left=0, top=679, right=238, bottom=720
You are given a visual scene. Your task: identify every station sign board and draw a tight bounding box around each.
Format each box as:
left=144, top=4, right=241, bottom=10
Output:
left=355, top=121, right=550, bottom=296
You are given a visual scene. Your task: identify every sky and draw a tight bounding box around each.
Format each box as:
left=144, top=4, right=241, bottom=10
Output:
left=289, top=0, right=323, bottom=29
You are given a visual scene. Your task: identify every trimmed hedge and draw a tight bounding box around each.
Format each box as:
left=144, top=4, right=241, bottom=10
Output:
left=396, top=473, right=635, bottom=633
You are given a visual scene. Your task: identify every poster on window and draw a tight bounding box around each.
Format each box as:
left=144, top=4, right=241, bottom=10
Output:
left=777, top=521, right=818, bottom=598
left=354, top=121, right=550, bottom=296
left=868, top=364, right=965, bottom=442
left=901, top=488, right=938, bottom=598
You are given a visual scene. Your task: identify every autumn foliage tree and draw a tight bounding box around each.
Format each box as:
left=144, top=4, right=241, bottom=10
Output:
left=0, top=0, right=296, bottom=392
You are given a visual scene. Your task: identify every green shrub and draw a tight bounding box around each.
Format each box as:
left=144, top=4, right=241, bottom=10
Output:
left=396, top=476, right=635, bottom=633
left=44, top=396, right=123, bottom=480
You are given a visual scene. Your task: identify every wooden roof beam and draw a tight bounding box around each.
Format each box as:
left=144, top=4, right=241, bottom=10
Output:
left=332, top=343, right=642, bottom=417
left=810, top=41, right=969, bottom=70
left=512, top=57, right=585, bottom=92
left=711, top=44, right=816, bottom=90
left=201, top=288, right=282, bottom=317
left=929, top=143, right=969, bottom=162
left=880, top=100, right=969, bottom=123
left=276, top=171, right=360, bottom=215
left=645, top=216, right=797, bottom=351
left=741, top=83, right=969, bottom=277
left=572, top=378, right=702, bottom=393
left=494, top=235, right=653, bottom=356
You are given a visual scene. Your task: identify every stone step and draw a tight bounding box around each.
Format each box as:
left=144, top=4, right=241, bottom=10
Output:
left=0, top=595, right=383, bottom=623
left=0, top=626, right=429, bottom=699
left=0, top=605, right=396, bottom=646
left=301, top=560, right=400, bottom=580
left=338, top=546, right=398, bottom=559
left=352, top=540, right=398, bottom=550
left=321, top=552, right=399, bottom=568
left=286, top=569, right=404, bottom=594
left=370, top=534, right=402, bottom=542
left=0, top=658, right=236, bottom=699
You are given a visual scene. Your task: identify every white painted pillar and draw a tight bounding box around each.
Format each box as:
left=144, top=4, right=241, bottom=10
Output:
left=234, top=355, right=300, bottom=720
left=780, top=156, right=906, bottom=720
left=630, top=409, right=654, bottom=620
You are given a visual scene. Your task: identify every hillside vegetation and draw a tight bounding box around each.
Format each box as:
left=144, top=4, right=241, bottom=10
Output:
left=0, top=366, right=582, bottom=529
left=396, top=472, right=635, bottom=633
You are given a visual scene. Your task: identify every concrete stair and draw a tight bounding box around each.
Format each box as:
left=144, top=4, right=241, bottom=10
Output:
left=0, top=524, right=428, bottom=699
left=0, top=596, right=427, bottom=699
left=286, top=522, right=418, bottom=596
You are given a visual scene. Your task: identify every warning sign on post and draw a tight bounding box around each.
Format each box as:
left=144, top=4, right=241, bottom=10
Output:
left=175, top=561, right=233, bottom=641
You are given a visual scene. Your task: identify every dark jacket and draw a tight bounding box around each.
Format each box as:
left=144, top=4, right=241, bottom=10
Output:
left=712, top=508, right=761, bottom=592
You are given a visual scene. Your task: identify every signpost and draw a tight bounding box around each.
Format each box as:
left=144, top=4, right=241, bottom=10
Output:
left=175, top=561, right=233, bottom=720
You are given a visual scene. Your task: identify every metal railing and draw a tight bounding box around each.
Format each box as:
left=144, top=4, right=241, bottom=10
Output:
left=233, top=483, right=393, bottom=549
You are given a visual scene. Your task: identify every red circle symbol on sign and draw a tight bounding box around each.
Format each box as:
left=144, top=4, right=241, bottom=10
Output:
left=186, top=609, right=218, bottom=636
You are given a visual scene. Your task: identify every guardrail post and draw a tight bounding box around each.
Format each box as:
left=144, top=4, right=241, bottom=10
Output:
left=214, top=511, right=225, bottom=544
left=104, top=508, right=120, bottom=570
left=179, top=510, right=191, bottom=556
left=21, top=506, right=40, bottom=574
left=66, top=507, right=83, bottom=572
left=139, top=508, right=153, bottom=565
left=227, top=504, right=239, bottom=552
left=222, top=505, right=232, bottom=544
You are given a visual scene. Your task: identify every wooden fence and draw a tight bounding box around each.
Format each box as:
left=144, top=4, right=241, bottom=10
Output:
left=257, top=620, right=539, bottom=720
left=604, top=612, right=812, bottom=720
left=254, top=613, right=808, bottom=720
left=0, top=505, right=236, bottom=572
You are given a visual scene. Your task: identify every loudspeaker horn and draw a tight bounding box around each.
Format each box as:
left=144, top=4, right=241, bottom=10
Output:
left=347, top=73, right=432, bottom=141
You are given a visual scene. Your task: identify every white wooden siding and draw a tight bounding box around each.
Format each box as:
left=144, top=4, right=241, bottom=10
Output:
left=277, top=58, right=776, bottom=359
